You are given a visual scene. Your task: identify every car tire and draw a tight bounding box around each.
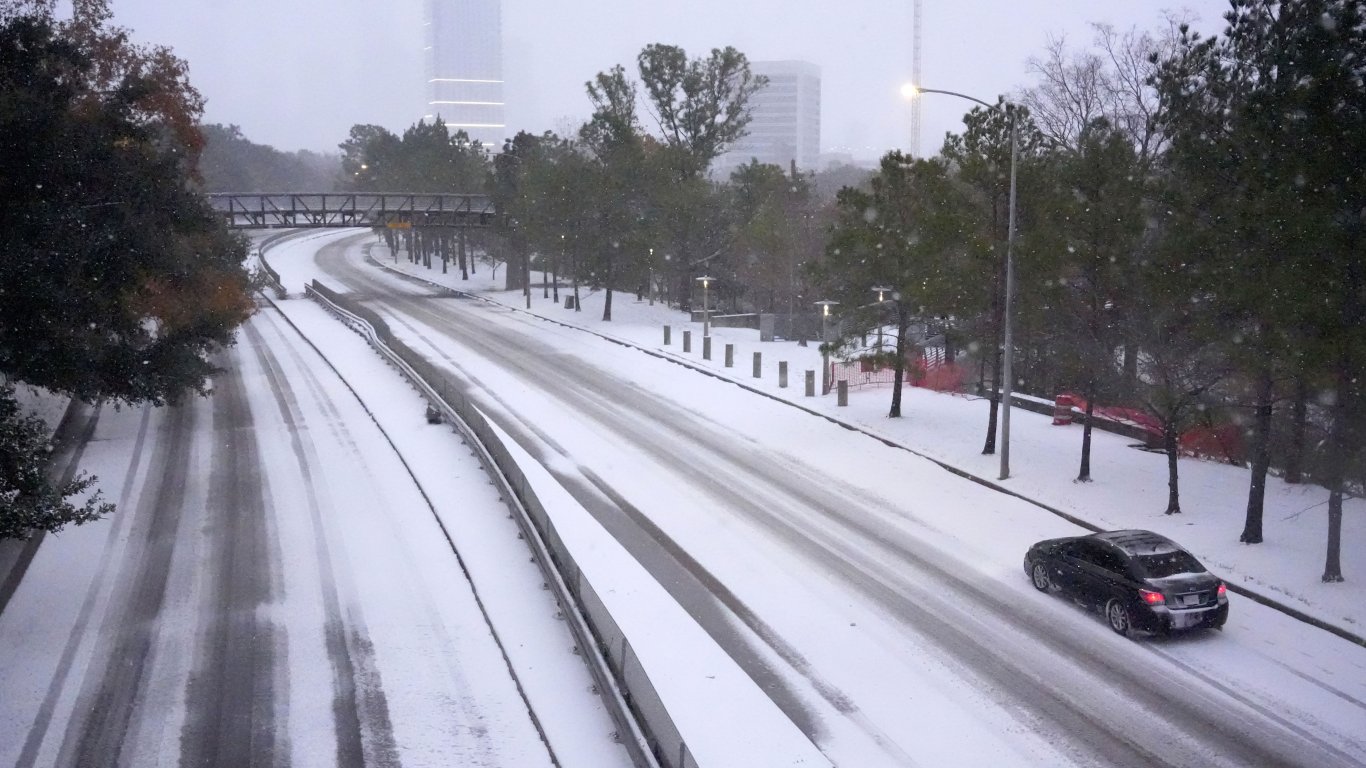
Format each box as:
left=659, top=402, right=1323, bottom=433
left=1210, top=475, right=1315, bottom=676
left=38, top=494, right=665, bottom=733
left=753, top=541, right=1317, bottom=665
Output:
left=1030, top=563, right=1052, bottom=592
left=1105, top=599, right=1133, bottom=637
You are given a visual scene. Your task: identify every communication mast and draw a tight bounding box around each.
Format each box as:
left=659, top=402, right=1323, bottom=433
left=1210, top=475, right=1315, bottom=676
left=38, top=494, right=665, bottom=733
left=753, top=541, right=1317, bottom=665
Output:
left=910, top=0, right=924, bottom=156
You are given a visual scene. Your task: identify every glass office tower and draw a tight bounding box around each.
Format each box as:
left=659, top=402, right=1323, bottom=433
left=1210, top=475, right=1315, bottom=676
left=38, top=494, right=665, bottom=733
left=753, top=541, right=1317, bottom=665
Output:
left=424, top=0, right=505, bottom=150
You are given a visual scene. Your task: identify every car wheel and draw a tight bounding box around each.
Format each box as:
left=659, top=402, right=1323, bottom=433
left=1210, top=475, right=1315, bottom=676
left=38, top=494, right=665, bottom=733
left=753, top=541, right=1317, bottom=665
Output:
left=1105, top=599, right=1133, bottom=637
left=1031, top=563, right=1052, bottom=592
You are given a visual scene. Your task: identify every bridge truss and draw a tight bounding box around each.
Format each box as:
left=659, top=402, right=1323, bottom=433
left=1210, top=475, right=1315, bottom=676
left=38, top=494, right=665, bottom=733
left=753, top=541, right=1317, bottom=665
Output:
left=207, top=193, right=496, bottom=230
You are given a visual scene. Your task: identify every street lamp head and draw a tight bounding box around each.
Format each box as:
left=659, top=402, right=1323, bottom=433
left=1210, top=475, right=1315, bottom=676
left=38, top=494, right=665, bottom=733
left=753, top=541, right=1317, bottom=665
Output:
left=815, top=299, right=840, bottom=316
left=900, top=83, right=920, bottom=100
left=696, top=275, right=714, bottom=288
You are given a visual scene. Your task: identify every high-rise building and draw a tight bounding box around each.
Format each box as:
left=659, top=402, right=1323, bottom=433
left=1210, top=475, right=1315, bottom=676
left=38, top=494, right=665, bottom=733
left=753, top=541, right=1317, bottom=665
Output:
left=715, top=60, right=821, bottom=178
left=424, top=0, right=505, bottom=150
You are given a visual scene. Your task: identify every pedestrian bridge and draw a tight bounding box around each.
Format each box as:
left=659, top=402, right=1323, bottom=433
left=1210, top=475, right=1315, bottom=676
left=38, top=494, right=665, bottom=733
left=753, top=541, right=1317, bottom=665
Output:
left=207, top=193, right=496, bottom=230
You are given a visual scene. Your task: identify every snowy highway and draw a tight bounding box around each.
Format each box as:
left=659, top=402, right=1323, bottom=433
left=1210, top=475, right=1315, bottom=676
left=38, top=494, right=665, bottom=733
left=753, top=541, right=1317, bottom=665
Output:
left=300, top=230, right=1366, bottom=768
left=0, top=291, right=628, bottom=767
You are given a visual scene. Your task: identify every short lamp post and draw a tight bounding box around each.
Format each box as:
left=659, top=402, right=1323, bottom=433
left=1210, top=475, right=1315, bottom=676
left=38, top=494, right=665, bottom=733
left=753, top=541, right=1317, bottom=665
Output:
left=815, top=299, right=839, bottom=393
left=649, top=248, right=656, bottom=306
left=696, top=275, right=715, bottom=337
left=871, top=285, right=892, bottom=351
left=904, top=83, right=1019, bottom=481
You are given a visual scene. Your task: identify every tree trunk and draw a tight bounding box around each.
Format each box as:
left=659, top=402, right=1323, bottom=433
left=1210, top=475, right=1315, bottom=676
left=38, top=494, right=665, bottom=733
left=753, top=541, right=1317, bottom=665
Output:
left=889, top=311, right=908, bottom=418
left=1078, top=386, right=1095, bottom=483
left=459, top=229, right=469, bottom=280
left=1241, top=366, right=1274, bottom=543
left=1285, top=375, right=1308, bottom=484
left=982, top=345, right=1001, bottom=455
left=1164, top=421, right=1182, bottom=514
left=1322, top=371, right=1350, bottom=582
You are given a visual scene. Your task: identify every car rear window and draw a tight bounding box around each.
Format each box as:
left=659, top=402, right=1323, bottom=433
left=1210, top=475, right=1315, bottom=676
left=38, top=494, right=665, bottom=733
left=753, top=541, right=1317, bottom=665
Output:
left=1134, top=551, right=1204, bottom=578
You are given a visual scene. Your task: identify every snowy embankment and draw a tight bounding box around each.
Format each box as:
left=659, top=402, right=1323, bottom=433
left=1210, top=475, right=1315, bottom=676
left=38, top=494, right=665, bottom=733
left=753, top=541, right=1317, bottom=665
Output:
left=368, top=243, right=1363, bottom=640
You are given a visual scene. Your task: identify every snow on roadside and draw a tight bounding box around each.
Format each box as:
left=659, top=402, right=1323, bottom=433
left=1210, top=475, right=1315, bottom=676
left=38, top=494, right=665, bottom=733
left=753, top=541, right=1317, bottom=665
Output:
left=370, top=243, right=1365, bottom=637
left=266, top=296, right=633, bottom=768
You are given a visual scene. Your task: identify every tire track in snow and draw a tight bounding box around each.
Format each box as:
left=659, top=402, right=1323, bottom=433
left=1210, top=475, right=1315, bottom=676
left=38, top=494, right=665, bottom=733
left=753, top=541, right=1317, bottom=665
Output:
left=251, top=304, right=527, bottom=765
left=242, top=318, right=401, bottom=768
left=13, top=406, right=149, bottom=768
left=55, top=403, right=195, bottom=767
left=178, top=346, right=287, bottom=768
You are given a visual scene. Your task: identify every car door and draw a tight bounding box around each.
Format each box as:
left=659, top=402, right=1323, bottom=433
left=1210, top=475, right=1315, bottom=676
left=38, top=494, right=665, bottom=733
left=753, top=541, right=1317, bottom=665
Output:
left=1052, top=540, right=1093, bottom=599
left=1081, top=546, right=1132, bottom=606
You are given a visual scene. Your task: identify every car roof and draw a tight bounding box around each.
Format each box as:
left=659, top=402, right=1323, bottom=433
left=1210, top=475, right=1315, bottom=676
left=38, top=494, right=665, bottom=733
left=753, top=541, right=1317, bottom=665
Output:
left=1089, top=529, right=1182, bottom=556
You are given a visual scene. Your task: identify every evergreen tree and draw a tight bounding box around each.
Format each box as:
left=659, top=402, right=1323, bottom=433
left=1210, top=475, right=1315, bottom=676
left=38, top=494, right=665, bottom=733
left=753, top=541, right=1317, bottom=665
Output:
left=1152, top=0, right=1366, bottom=573
left=0, top=2, right=254, bottom=538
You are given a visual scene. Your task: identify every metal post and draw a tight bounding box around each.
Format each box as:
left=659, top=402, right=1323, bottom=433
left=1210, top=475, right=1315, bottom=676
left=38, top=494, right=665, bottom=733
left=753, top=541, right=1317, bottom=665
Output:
left=779, top=361, right=788, bottom=388
left=682, top=330, right=691, bottom=353
left=838, top=380, right=849, bottom=406
left=725, top=344, right=734, bottom=368
left=664, top=325, right=671, bottom=345
left=704, top=281, right=711, bottom=338
left=908, top=86, right=1020, bottom=479
left=703, top=336, right=712, bottom=361
left=753, top=352, right=762, bottom=378
left=805, top=370, right=815, bottom=397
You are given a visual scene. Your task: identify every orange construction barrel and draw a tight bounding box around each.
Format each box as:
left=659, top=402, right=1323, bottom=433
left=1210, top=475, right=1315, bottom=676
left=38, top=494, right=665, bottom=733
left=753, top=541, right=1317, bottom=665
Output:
left=1053, top=394, right=1076, bottom=425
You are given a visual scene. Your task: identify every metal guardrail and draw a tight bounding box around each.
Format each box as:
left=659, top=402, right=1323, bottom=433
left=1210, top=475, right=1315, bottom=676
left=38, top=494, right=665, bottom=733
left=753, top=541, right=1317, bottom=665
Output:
left=209, top=192, right=496, bottom=229
left=301, top=280, right=700, bottom=767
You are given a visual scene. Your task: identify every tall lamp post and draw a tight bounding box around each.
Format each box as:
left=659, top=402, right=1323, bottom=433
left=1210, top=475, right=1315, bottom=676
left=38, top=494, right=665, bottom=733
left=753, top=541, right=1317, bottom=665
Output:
left=815, top=299, right=840, bottom=394
left=696, top=275, right=715, bottom=337
left=904, top=83, right=1019, bottom=481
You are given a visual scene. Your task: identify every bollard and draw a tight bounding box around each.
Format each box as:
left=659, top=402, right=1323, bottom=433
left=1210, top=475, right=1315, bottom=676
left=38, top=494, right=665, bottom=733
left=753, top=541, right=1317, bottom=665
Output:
left=725, top=344, right=734, bottom=368
left=683, top=330, right=691, bottom=353
left=752, top=352, right=762, bottom=378
left=805, top=370, right=815, bottom=397
left=837, top=380, right=849, bottom=406
left=664, top=325, right=671, bottom=345
left=703, top=336, right=712, bottom=361
left=779, top=361, right=788, bottom=388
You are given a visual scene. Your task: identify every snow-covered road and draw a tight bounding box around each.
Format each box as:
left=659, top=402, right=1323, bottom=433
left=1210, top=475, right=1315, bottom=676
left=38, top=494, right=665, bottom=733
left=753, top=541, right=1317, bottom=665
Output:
left=300, top=231, right=1366, bottom=768
left=0, top=297, right=627, bottom=767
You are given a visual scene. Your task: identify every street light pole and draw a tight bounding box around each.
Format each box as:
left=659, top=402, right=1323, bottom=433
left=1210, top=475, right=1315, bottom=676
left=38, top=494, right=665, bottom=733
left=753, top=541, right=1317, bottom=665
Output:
left=906, top=84, right=1019, bottom=480
left=999, top=109, right=1019, bottom=481
left=696, top=275, right=714, bottom=337
left=815, top=300, right=839, bottom=394
left=871, top=285, right=892, bottom=352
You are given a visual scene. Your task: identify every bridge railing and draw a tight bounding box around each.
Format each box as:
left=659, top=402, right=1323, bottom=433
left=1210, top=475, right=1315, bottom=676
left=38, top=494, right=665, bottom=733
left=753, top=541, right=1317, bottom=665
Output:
left=207, top=192, right=496, bottom=229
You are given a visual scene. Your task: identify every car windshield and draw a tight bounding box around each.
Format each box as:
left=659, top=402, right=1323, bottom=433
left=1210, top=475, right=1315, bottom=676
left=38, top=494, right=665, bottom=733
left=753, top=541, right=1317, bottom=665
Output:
left=1135, top=551, right=1204, bottom=579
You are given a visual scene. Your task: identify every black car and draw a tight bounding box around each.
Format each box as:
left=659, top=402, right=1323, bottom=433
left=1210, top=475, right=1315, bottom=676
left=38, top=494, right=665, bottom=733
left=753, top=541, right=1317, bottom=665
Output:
left=1023, top=529, right=1229, bottom=637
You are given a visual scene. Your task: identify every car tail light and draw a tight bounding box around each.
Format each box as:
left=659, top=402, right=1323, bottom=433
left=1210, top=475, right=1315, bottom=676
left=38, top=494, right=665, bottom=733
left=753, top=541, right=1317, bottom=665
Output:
left=1217, top=583, right=1227, bottom=597
left=1139, top=589, right=1165, bottom=605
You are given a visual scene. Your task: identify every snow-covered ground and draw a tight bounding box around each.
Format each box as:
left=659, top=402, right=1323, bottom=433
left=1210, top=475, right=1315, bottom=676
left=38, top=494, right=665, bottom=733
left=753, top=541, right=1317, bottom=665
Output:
left=0, top=276, right=630, bottom=766
left=264, top=229, right=1366, bottom=767
left=362, top=240, right=1364, bottom=638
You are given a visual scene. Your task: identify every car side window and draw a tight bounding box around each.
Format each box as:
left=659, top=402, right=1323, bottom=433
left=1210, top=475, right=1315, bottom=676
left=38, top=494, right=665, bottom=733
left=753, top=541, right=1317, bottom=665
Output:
left=1066, top=540, right=1101, bottom=564
left=1092, top=547, right=1127, bottom=575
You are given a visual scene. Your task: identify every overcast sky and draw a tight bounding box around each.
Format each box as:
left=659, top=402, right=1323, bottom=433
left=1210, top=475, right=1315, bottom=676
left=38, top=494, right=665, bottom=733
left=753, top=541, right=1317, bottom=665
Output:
left=106, top=0, right=1233, bottom=162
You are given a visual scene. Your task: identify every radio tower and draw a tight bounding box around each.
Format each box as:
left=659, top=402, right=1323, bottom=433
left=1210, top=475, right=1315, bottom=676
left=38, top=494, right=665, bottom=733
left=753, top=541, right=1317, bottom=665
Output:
left=910, top=0, right=924, bottom=156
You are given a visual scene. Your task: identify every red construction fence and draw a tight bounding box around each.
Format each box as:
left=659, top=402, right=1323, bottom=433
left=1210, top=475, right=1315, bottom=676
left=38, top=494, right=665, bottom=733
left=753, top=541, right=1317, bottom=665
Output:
left=828, top=352, right=1246, bottom=464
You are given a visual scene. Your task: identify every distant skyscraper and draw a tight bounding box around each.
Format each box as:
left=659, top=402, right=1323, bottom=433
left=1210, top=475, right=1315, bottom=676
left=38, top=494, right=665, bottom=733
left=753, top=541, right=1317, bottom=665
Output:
left=716, top=61, right=821, bottom=177
left=424, top=0, right=505, bottom=150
